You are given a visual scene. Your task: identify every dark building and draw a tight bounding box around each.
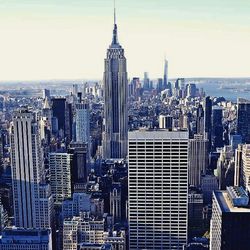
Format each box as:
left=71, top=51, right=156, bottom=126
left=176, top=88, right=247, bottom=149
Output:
left=156, top=78, right=163, bottom=93
left=210, top=187, right=250, bottom=250
left=237, top=98, right=250, bottom=143
left=163, top=59, right=169, bottom=90
left=196, top=104, right=204, bottom=135
left=68, top=142, right=88, bottom=186
left=188, top=188, right=204, bottom=238
left=211, top=106, right=224, bottom=150
left=65, top=102, right=73, bottom=142
left=51, top=98, right=66, bottom=136
left=204, top=96, right=212, bottom=150
left=143, top=72, right=150, bottom=90
left=51, top=98, right=72, bottom=141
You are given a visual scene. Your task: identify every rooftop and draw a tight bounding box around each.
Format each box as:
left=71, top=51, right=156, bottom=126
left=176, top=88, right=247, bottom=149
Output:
left=214, top=189, right=250, bottom=213
left=128, top=129, right=189, bottom=140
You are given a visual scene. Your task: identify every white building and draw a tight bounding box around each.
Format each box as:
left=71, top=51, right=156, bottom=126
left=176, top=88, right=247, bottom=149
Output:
left=242, top=144, right=250, bottom=191
left=49, top=153, right=73, bottom=205
left=10, top=109, right=52, bottom=229
left=128, top=130, right=189, bottom=249
left=75, top=100, right=90, bottom=144
left=63, top=215, right=105, bottom=250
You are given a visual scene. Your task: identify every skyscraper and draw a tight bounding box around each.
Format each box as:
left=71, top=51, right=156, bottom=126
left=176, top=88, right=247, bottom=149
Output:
left=189, top=134, right=209, bottom=187
left=68, top=142, right=88, bottom=184
left=234, top=144, right=243, bottom=187
left=143, top=72, right=150, bottom=90
left=103, top=7, right=128, bottom=159
left=196, top=104, right=204, bottom=135
left=75, top=99, right=90, bottom=144
left=237, top=98, right=250, bottom=143
left=187, top=83, right=197, bottom=98
left=10, top=109, right=41, bottom=228
left=49, top=153, right=73, bottom=205
left=163, top=58, right=168, bottom=90
left=51, top=97, right=66, bottom=135
left=210, top=187, right=250, bottom=250
left=128, top=130, right=189, bottom=249
left=203, top=96, right=212, bottom=150
left=242, top=144, right=250, bottom=190
left=10, top=109, right=52, bottom=228
left=211, top=106, right=224, bottom=150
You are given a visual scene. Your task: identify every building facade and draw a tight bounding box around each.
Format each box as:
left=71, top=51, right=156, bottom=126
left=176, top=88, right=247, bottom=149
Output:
left=210, top=187, right=250, bottom=250
left=189, top=134, right=209, bottom=187
left=128, top=130, right=189, bottom=249
left=49, top=153, right=73, bottom=205
left=10, top=109, right=44, bottom=228
left=75, top=100, right=90, bottom=144
left=242, top=144, right=250, bottom=190
left=0, top=228, right=52, bottom=250
left=237, top=98, right=250, bottom=143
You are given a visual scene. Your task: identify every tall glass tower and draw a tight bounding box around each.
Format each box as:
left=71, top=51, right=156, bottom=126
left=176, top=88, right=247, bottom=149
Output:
left=103, top=7, right=128, bottom=159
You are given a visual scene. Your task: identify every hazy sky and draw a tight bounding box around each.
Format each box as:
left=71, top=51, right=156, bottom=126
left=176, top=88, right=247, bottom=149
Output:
left=0, top=0, right=250, bottom=81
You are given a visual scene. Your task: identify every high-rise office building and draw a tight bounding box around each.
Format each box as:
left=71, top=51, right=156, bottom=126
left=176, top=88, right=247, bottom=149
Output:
left=143, top=72, right=150, bottom=90
left=242, top=144, right=250, bottom=190
left=187, top=83, right=196, bottom=98
left=68, top=142, right=88, bottom=185
left=163, top=58, right=168, bottom=90
left=211, top=106, right=224, bottom=150
left=210, top=187, right=250, bottom=250
left=49, top=153, right=73, bottom=205
left=75, top=99, right=90, bottom=144
left=72, top=84, right=78, bottom=96
left=103, top=7, right=128, bottom=159
left=43, top=89, right=50, bottom=100
left=203, top=96, right=212, bottom=150
left=10, top=109, right=45, bottom=228
left=196, top=104, right=204, bottom=135
left=234, top=144, right=243, bottom=187
left=237, top=98, right=250, bottom=143
left=51, top=98, right=66, bottom=135
left=156, top=78, right=163, bottom=93
left=189, top=134, right=209, bottom=187
left=128, top=130, right=189, bottom=249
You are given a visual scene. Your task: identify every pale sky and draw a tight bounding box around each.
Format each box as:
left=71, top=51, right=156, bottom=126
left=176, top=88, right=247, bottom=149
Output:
left=0, top=0, right=250, bottom=81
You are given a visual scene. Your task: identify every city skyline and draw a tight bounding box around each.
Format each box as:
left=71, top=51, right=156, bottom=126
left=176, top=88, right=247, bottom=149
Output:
left=1, top=2, right=250, bottom=249
left=1, top=0, right=250, bottom=81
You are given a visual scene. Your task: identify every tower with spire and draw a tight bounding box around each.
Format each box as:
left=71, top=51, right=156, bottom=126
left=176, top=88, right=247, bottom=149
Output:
left=163, top=57, right=168, bottom=89
left=103, top=3, right=128, bottom=159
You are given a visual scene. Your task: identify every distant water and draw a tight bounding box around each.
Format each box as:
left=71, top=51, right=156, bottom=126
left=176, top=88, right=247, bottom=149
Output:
left=194, top=80, right=250, bottom=102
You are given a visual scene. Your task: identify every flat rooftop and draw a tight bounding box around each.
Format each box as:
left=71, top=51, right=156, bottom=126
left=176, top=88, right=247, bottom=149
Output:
left=215, top=191, right=250, bottom=213
left=128, top=129, right=189, bottom=140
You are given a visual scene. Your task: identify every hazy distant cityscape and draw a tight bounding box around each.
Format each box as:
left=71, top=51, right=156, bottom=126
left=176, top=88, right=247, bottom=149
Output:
left=1, top=78, right=250, bottom=102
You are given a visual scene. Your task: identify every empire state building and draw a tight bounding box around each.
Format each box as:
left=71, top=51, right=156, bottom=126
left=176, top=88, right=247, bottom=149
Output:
left=103, top=8, right=128, bottom=159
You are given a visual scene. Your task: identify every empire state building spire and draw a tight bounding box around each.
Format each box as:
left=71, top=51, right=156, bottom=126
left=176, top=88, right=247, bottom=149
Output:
left=112, top=0, right=119, bottom=45
left=103, top=2, right=128, bottom=159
